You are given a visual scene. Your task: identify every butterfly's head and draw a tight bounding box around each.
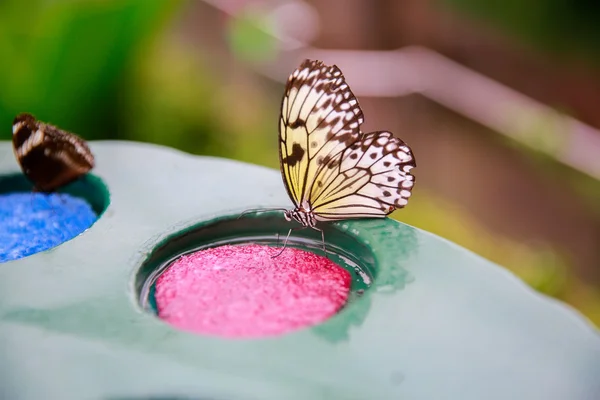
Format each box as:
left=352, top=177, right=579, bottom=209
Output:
left=283, top=209, right=294, bottom=222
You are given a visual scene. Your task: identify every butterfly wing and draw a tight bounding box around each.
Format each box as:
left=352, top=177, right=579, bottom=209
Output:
left=12, top=114, right=95, bottom=192
left=36, top=125, right=95, bottom=191
left=279, top=59, right=364, bottom=208
left=309, top=130, right=416, bottom=221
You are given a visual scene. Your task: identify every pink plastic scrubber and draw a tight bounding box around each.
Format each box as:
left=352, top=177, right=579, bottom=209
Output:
left=155, top=244, right=351, bottom=338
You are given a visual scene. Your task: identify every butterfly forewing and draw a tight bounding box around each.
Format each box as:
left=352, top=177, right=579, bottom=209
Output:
left=279, top=59, right=364, bottom=207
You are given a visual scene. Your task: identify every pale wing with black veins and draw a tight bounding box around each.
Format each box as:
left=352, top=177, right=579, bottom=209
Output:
left=280, top=59, right=363, bottom=206
left=310, top=131, right=416, bottom=220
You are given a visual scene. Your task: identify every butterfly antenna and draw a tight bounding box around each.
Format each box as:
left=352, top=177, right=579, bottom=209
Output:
left=237, top=207, right=288, bottom=220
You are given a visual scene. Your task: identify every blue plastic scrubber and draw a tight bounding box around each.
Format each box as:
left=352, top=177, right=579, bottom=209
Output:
left=0, top=192, right=97, bottom=262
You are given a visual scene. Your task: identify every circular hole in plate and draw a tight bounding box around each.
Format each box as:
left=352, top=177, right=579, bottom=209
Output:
left=0, top=173, right=110, bottom=262
left=136, top=211, right=376, bottom=337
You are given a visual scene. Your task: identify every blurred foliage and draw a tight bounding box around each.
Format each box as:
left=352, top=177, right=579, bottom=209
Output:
left=444, top=0, right=600, bottom=65
left=225, top=6, right=278, bottom=63
left=496, top=105, right=600, bottom=219
left=0, top=0, right=180, bottom=142
left=506, top=105, right=568, bottom=157
left=395, top=191, right=600, bottom=326
left=122, top=36, right=276, bottom=163
left=0, top=0, right=598, bottom=327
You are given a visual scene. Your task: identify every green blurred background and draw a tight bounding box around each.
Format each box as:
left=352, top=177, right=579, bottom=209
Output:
left=1, top=0, right=599, bottom=326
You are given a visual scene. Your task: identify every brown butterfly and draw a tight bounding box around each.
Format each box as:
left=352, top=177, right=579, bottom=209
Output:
left=12, top=113, right=95, bottom=193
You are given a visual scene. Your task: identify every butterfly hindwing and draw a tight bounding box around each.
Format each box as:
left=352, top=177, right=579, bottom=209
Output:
left=310, top=131, right=416, bottom=220
left=279, top=59, right=364, bottom=208
left=12, top=113, right=95, bottom=192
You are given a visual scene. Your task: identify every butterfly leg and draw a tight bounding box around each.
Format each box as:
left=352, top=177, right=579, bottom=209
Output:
left=311, top=227, right=327, bottom=257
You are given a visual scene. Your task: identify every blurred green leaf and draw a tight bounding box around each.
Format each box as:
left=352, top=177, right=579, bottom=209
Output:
left=0, top=0, right=180, bottom=140
left=442, top=0, right=600, bottom=65
left=225, top=7, right=278, bottom=63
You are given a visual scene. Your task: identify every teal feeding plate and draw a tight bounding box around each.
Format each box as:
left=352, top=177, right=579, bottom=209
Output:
left=0, top=140, right=598, bottom=400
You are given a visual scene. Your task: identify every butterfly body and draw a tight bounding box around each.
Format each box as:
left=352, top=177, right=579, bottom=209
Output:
left=279, top=60, right=416, bottom=231
left=283, top=201, right=318, bottom=228
left=12, top=113, right=95, bottom=193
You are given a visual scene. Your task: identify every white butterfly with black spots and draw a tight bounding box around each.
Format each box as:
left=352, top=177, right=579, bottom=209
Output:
left=279, top=59, right=416, bottom=239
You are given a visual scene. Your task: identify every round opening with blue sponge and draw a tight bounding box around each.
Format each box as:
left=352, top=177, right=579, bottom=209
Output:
left=0, top=173, right=110, bottom=263
left=136, top=211, right=377, bottom=338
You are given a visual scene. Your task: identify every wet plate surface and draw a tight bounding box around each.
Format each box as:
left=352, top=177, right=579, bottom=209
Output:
left=0, top=140, right=598, bottom=400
